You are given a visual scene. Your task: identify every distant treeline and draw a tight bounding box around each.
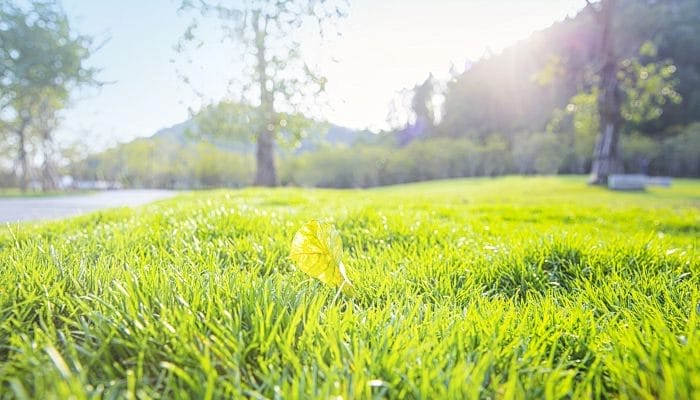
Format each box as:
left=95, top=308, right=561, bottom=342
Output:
left=70, top=138, right=253, bottom=189
left=283, top=124, right=699, bottom=188
left=68, top=122, right=699, bottom=189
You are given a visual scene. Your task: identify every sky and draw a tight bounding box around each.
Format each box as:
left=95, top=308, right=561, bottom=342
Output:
left=59, top=0, right=586, bottom=150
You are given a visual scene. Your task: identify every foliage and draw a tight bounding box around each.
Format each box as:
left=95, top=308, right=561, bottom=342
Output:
left=190, top=101, right=317, bottom=149
left=0, top=177, right=698, bottom=398
left=617, top=42, right=682, bottom=126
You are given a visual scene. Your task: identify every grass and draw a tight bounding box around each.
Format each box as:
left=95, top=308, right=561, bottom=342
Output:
left=0, top=189, right=92, bottom=198
left=0, top=176, right=698, bottom=399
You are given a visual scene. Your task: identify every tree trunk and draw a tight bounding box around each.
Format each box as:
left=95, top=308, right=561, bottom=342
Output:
left=589, top=0, right=623, bottom=185
left=589, top=115, right=622, bottom=184
left=252, top=10, right=277, bottom=187
left=41, top=129, right=58, bottom=192
left=41, top=164, right=57, bottom=191
left=17, top=118, right=30, bottom=192
left=254, top=129, right=276, bottom=186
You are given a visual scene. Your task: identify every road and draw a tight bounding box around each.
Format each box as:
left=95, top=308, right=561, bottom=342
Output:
left=0, top=190, right=177, bottom=223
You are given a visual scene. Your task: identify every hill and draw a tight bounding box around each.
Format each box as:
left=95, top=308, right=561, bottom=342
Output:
left=150, top=119, right=379, bottom=153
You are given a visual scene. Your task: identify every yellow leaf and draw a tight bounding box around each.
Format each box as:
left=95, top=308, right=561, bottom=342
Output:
left=290, top=220, right=355, bottom=295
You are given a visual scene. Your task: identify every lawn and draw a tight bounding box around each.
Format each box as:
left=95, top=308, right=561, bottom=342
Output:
left=0, top=176, right=698, bottom=399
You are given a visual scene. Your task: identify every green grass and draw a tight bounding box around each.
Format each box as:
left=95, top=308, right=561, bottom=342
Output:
left=0, top=189, right=92, bottom=198
left=1, top=176, right=698, bottom=399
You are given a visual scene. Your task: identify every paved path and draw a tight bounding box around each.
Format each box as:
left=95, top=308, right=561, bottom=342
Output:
left=0, top=190, right=177, bottom=223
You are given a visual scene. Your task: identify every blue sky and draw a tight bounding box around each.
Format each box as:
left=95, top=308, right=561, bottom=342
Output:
left=58, top=0, right=585, bottom=150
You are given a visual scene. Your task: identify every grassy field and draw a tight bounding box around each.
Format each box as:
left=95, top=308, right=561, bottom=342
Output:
left=1, top=176, right=698, bottom=399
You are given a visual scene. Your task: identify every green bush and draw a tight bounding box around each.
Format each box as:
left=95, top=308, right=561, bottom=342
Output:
left=658, top=123, right=700, bottom=177
left=280, top=137, right=514, bottom=188
left=621, top=133, right=660, bottom=174
left=512, top=132, right=566, bottom=174
left=72, top=140, right=253, bottom=188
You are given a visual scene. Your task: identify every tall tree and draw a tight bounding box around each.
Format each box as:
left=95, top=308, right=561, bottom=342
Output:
left=586, top=0, right=682, bottom=184
left=411, top=74, right=435, bottom=133
left=177, top=0, right=347, bottom=186
left=390, top=74, right=437, bottom=146
left=34, top=88, right=64, bottom=191
left=588, top=0, right=623, bottom=185
left=0, top=0, right=98, bottom=191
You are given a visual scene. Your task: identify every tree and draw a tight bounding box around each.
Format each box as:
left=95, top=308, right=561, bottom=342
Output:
left=587, top=0, right=623, bottom=184
left=33, top=88, right=64, bottom=190
left=0, top=0, right=98, bottom=191
left=390, top=74, right=437, bottom=146
left=586, top=0, right=683, bottom=184
left=546, top=43, right=680, bottom=176
left=411, top=74, right=435, bottom=131
left=177, top=0, right=347, bottom=186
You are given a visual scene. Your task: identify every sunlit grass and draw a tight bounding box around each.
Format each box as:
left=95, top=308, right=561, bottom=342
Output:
left=1, top=176, right=698, bottom=398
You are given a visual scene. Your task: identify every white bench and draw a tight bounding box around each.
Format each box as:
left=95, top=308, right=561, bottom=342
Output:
left=645, top=176, right=672, bottom=187
left=607, top=175, right=673, bottom=190
left=608, top=174, right=647, bottom=190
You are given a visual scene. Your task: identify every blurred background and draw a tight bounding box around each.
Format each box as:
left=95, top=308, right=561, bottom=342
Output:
left=0, top=0, right=698, bottom=192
